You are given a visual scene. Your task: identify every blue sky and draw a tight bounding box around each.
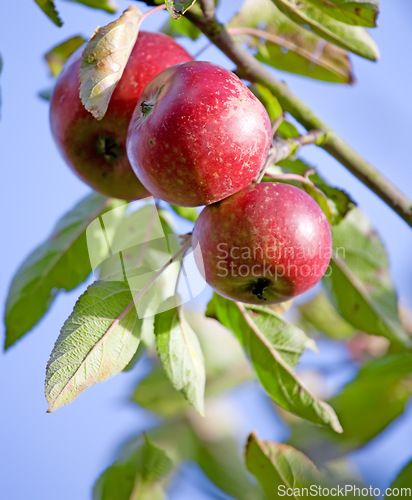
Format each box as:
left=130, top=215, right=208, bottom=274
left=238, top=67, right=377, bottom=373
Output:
left=1, top=1, right=412, bottom=498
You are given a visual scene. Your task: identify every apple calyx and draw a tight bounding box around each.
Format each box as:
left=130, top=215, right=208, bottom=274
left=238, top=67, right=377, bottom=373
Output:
left=95, top=135, right=123, bottom=163
left=249, top=278, right=272, bottom=301
left=140, top=101, right=154, bottom=117
left=139, top=84, right=165, bottom=120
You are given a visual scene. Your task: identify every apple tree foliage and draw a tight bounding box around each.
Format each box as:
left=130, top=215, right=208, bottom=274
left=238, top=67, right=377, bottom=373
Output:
left=4, top=0, right=412, bottom=497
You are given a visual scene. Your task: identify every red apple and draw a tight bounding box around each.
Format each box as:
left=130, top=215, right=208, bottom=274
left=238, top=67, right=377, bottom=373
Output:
left=192, top=182, right=332, bottom=304
left=127, top=61, right=271, bottom=207
left=50, top=31, right=193, bottom=200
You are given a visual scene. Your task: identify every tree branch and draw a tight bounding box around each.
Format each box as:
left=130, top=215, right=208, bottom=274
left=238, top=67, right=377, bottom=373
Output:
left=185, top=7, right=412, bottom=227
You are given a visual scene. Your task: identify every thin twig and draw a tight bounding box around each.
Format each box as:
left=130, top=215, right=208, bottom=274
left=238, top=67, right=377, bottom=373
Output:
left=271, top=113, right=285, bottom=138
left=228, top=27, right=325, bottom=67
left=193, top=42, right=212, bottom=60
left=140, top=3, right=167, bottom=24
left=255, top=130, right=326, bottom=182
left=264, top=172, right=312, bottom=184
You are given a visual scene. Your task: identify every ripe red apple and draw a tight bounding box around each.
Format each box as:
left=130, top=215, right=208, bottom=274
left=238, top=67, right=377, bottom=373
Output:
left=50, top=31, right=193, bottom=200
left=127, top=61, right=272, bottom=207
left=192, top=182, right=332, bottom=304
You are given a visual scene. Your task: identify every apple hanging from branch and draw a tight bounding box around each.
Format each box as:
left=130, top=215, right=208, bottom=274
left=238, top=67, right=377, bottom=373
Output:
left=50, top=31, right=193, bottom=200
left=192, top=182, right=332, bottom=304
left=127, top=61, right=272, bottom=206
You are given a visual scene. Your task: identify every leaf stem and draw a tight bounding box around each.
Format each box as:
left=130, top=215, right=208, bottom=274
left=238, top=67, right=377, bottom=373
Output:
left=184, top=5, right=412, bottom=227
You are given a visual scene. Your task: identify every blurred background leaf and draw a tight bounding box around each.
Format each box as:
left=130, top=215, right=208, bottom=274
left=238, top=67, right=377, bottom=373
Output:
left=324, top=208, right=411, bottom=347
left=306, top=0, right=379, bottom=27
left=4, top=194, right=124, bottom=349
left=271, top=0, right=379, bottom=60
left=93, top=434, right=174, bottom=500
left=290, top=353, right=412, bottom=460
left=230, top=0, right=354, bottom=83
left=246, top=433, right=321, bottom=497
left=65, top=0, right=118, bottom=14
left=45, top=35, right=85, bottom=77
left=34, top=0, right=62, bottom=26
left=389, top=459, right=412, bottom=491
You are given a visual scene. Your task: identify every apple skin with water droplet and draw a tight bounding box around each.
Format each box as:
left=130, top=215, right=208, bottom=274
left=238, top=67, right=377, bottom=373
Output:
left=50, top=31, right=193, bottom=200
left=192, top=182, right=332, bottom=304
left=126, top=61, right=272, bottom=207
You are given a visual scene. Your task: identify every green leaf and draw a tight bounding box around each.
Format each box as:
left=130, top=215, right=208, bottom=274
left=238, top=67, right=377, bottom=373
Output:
left=45, top=280, right=150, bottom=411
left=93, top=434, right=173, bottom=500
left=251, top=84, right=300, bottom=139
left=275, top=157, right=355, bottom=224
left=245, top=432, right=321, bottom=497
left=298, top=292, right=356, bottom=339
left=271, top=0, right=379, bottom=60
left=389, top=460, right=412, bottom=491
left=4, top=194, right=123, bottom=350
left=170, top=205, right=198, bottom=222
left=133, top=311, right=251, bottom=417
left=133, top=364, right=191, bottom=417
left=123, top=315, right=155, bottom=371
left=324, top=208, right=411, bottom=347
left=330, top=354, right=412, bottom=447
left=79, top=5, right=143, bottom=120
left=45, top=36, right=85, bottom=77
left=64, top=0, right=118, bottom=14
left=38, top=87, right=54, bottom=101
left=210, top=294, right=342, bottom=432
left=34, top=0, right=62, bottom=27
left=306, top=0, right=379, bottom=27
left=165, top=0, right=197, bottom=19
left=290, top=353, right=412, bottom=456
left=193, top=432, right=265, bottom=500
left=230, top=0, right=353, bottom=84
left=155, top=302, right=205, bottom=415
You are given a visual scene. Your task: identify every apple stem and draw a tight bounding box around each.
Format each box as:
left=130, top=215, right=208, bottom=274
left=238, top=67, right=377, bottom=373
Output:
left=255, top=129, right=326, bottom=183
left=140, top=101, right=154, bottom=116
left=139, top=4, right=167, bottom=27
